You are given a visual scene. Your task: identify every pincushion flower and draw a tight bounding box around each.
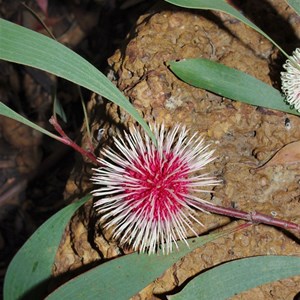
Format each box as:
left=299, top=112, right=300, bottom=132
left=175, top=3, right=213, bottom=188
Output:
left=91, top=124, right=219, bottom=254
left=281, top=48, right=300, bottom=112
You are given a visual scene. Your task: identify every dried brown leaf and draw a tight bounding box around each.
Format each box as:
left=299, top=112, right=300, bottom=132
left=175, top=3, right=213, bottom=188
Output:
left=257, top=141, right=300, bottom=170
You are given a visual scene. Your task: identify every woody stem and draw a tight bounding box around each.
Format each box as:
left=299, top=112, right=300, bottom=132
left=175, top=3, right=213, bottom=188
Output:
left=49, top=116, right=99, bottom=166
left=197, top=201, right=300, bottom=233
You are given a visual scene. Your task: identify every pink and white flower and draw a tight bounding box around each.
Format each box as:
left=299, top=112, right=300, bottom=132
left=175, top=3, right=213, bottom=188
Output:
left=281, top=48, right=300, bottom=112
left=91, top=124, right=219, bottom=254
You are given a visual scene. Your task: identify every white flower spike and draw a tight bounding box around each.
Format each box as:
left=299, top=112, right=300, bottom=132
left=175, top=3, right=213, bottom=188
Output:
left=91, top=124, right=219, bottom=254
left=281, top=48, right=300, bottom=112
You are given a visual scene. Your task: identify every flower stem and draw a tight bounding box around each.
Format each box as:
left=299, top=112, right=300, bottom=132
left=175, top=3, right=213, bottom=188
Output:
left=49, top=116, right=99, bottom=165
left=197, top=201, right=300, bottom=233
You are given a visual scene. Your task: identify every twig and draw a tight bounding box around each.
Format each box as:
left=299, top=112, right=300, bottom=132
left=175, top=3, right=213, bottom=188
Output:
left=49, top=116, right=99, bottom=165
left=196, top=201, right=300, bottom=233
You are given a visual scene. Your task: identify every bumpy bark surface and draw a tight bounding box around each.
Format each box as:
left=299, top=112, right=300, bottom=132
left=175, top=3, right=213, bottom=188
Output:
left=54, top=1, right=300, bottom=299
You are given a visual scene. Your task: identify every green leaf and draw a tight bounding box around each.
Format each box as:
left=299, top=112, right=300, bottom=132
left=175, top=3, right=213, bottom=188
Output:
left=45, top=231, right=229, bottom=300
left=3, top=194, right=92, bottom=300
left=53, top=91, right=67, bottom=123
left=169, top=58, right=300, bottom=116
left=285, top=0, right=300, bottom=15
left=0, top=18, right=156, bottom=144
left=164, top=0, right=289, bottom=57
left=0, top=102, right=61, bottom=140
left=167, top=255, right=300, bottom=299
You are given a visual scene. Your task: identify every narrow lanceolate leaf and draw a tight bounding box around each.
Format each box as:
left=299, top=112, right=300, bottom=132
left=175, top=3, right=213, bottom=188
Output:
left=164, top=0, right=289, bottom=57
left=167, top=255, right=300, bottom=300
left=169, top=58, right=300, bottom=116
left=0, top=102, right=60, bottom=140
left=45, top=231, right=231, bottom=300
left=285, top=0, right=300, bottom=15
left=53, top=92, right=67, bottom=123
left=3, top=194, right=92, bottom=300
left=0, top=18, right=156, bottom=144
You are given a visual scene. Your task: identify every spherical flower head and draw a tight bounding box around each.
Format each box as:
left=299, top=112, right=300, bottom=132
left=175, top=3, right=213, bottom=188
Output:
left=91, top=124, right=219, bottom=254
left=281, top=48, right=300, bottom=112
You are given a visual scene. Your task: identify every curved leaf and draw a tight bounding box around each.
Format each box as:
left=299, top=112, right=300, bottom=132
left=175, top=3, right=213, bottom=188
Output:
left=169, top=58, right=300, bottom=115
left=3, top=194, right=92, bottom=300
left=45, top=231, right=230, bottom=300
left=285, top=0, right=300, bottom=15
left=0, top=102, right=59, bottom=140
left=256, top=141, right=300, bottom=170
left=0, top=18, right=156, bottom=144
left=164, top=0, right=288, bottom=57
left=167, top=255, right=300, bottom=299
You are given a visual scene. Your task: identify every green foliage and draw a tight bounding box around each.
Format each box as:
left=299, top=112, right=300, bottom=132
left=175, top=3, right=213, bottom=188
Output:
left=0, top=18, right=156, bottom=144
left=3, top=192, right=229, bottom=300
left=285, top=0, right=300, bottom=15
left=168, top=255, right=300, bottom=299
left=45, top=232, right=227, bottom=300
left=53, top=91, right=67, bottom=123
left=3, top=195, right=92, bottom=300
left=0, top=102, right=60, bottom=140
left=165, top=0, right=300, bottom=115
left=169, top=59, right=300, bottom=115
